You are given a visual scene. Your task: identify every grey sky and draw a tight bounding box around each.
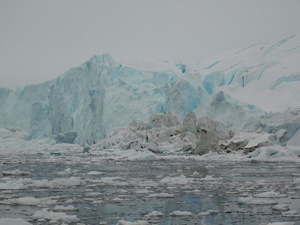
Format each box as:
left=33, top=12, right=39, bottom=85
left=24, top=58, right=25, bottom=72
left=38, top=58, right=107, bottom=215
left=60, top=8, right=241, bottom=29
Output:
left=1, top=0, right=300, bottom=90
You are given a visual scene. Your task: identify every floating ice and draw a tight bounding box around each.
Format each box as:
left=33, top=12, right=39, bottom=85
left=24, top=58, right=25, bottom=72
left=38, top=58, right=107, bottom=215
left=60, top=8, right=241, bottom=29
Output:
left=293, top=178, right=300, bottom=184
left=259, top=222, right=295, bottom=225
left=282, top=210, right=300, bottom=217
left=143, top=211, right=164, bottom=217
left=160, top=174, right=193, bottom=185
left=169, top=210, right=194, bottom=216
left=1, top=197, right=41, bottom=206
left=117, top=220, right=149, bottom=225
left=238, top=196, right=277, bottom=205
left=0, top=180, right=25, bottom=190
left=57, top=168, right=72, bottom=176
left=148, top=193, right=175, bottom=198
left=198, top=210, right=219, bottom=216
left=2, top=169, right=30, bottom=176
left=199, top=175, right=222, bottom=181
left=33, top=208, right=79, bottom=223
left=253, top=191, right=287, bottom=198
left=53, top=205, right=78, bottom=211
left=272, top=204, right=290, bottom=211
left=87, top=171, right=104, bottom=175
left=51, top=177, right=85, bottom=186
left=0, top=218, right=32, bottom=225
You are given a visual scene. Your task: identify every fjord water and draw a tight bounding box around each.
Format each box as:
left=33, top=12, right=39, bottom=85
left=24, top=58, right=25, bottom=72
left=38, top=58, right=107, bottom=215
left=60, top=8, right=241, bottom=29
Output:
left=1, top=151, right=300, bottom=225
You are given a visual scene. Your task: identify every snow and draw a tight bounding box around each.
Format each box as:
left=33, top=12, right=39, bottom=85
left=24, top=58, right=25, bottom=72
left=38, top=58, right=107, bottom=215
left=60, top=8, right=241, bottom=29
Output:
left=122, top=58, right=182, bottom=73
left=191, top=35, right=300, bottom=112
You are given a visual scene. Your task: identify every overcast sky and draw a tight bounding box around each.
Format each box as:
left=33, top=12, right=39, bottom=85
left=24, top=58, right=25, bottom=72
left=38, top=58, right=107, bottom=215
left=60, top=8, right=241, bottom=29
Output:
left=1, top=0, right=300, bottom=89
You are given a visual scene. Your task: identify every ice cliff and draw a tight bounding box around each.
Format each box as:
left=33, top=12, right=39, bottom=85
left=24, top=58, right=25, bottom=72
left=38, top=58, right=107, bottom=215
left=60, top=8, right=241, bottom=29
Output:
left=0, top=35, right=300, bottom=146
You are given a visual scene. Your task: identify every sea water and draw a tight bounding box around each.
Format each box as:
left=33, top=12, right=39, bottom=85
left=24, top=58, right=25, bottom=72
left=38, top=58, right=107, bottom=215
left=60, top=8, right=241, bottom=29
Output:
left=0, top=151, right=300, bottom=225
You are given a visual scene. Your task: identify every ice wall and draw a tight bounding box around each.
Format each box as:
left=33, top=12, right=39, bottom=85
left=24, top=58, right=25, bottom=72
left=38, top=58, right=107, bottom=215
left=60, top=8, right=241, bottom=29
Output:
left=0, top=35, right=299, bottom=145
left=0, top=54, right=205, bottom=144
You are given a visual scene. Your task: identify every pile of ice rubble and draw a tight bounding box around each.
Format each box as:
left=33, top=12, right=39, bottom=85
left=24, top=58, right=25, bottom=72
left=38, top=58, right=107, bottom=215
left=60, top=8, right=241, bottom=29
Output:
left=92, top=111, right=300, bottom=161
left=0, top=111, right=299, bottom=161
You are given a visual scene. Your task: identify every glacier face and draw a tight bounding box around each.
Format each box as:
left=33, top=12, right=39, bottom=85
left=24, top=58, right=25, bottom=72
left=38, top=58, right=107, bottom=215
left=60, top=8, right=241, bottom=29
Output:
left=0, top=36, right=300, bottom=145
left=0, top=54, right=205, bottom=144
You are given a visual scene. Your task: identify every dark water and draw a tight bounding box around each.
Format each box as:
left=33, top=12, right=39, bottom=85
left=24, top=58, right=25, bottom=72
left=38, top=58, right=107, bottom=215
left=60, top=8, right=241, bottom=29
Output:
left=1, top=151, right=300, bottom=225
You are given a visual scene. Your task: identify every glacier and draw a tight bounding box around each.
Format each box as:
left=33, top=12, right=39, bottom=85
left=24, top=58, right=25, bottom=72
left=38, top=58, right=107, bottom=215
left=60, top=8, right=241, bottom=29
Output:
left=0, top=35, right=300, bottom=147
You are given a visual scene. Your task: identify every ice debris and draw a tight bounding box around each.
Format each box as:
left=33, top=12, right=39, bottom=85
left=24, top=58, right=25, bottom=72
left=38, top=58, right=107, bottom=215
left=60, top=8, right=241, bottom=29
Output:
left=117, top=220, right=149, bottom=225
left=93, top=112, right=276, bottom=157
left=0, top=218, right=32, bottom=225
left=259, top=222, right=295, bottom=225
left=253, top=191, right=287, bottom=198
left=143, top=211, right=164, bottom=217
left=238, top=196, right=278, bottom=205
left=160, top=174, right=193, bottom=185
left=0, top=196, right=55, bottom=206
left=53, top=205, right=78, bottom=211
left=169, top=211, right=194, bottom=216
left=2, top=169, right=30, bottom=176
left=33, top=208, right=79, bottom=223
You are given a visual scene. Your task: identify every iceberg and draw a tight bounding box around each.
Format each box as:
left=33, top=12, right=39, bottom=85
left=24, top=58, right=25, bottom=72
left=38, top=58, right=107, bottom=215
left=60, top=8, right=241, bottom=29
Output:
left=0, top=35, right=299, bottom=148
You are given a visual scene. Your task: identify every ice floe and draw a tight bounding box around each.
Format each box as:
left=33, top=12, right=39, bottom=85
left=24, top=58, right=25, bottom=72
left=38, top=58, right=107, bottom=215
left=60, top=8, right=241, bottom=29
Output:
left=2, top=169, right=30, bottom=176
left=253, top=191, right=287, bottom=198
left=143, top=211, right=164, bottom=217
left=0, top=218, right=32, bottom=225
left=53, top=205, right=78, bottom=211
left=169, top=210, right=194, bottom=216
left=0, top=196, right=56, bottom=206
left=160, top=174, right=193, bottom=185
left=238, top=196, right=278, bottom=205
left=117, top=220, right=149, bottom=225
left=148, top=193, right=175, bottom=198
left=87, top=171, right=104, bottom=175
left=32, top=208, right=79, bottom=223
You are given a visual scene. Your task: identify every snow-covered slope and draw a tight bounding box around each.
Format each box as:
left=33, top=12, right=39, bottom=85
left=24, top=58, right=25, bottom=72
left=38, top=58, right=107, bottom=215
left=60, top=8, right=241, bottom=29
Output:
left=192, top=34, right=300, bottom=112
left=0, top=35, right=299, bottom=145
